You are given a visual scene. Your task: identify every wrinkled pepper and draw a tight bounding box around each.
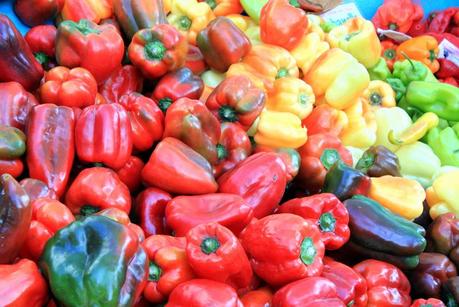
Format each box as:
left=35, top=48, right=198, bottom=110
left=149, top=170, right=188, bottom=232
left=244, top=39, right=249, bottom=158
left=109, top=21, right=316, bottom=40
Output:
left=386, top=78, right=406, bottom=102
left=372, top=0, right=423, bottom=33
left=14, top=0, right=63, bottom=27
left=323, top=161, right=371, bottom=201
left=302, top=105, right=348, bottom=137
left=367, top=58, right=392, bottom=81
left=427, top=213, right=459, bottom=268
left=356, top=145, right=401, bottom=177
left=396, top=35, right=440, bottom=73
left=116, top=156, right=145, bottom=192
left=100, top=65, right=144, bottom=104
left=340, top=98, right=377, bottom=148
left=392, top=59, right=438, bottom=86
left=426, top=170, right=459, bottom=219
left=24, top=25, right=57, bottom=70
left=59, top=0, right=112, bottom=24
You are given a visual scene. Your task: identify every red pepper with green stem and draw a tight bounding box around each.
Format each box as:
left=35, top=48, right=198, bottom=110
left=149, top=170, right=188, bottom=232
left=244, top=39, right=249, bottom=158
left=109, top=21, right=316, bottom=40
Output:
left=99, top=65, right=144, bottom=104
left=372, top=0, right=423, bottom=33
left=381, top=40, right=398, bottom=70
left=25, top=25, right=57, bottom=70
left=428, top=8, right=459, bottom=33
left=411, top=298, right=445, bottom=307
left=135, top=188, right=172, bottom=237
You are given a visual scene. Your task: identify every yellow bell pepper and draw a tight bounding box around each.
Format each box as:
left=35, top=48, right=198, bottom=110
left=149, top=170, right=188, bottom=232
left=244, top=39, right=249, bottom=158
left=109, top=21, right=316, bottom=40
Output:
left=290, top=32, right=330, bottom=76
left=426, top=170, right=459, bottom=218
left=369, top=175, right=425, bottom=220
left=306, top=14, right=326, bottom=40
left=167, top=0, right=215, bottom=45
left=327, top=17, right=382, bottom=68
left=254, top=110, right=307, bottom=148
left=304, top=48, right=370, bottom=110
left=388, top=112, right=439, bottom=146
left=362, top=80, right=396, bottom=110
left=340, top=98, right=377, bottom=148
left=226, top=14, right=261, bottom=45
left=227, top=44, right=299, bottom=91
left=266, top=77, right=315, bottom=120
left=374, top=107, right=412, bottom=152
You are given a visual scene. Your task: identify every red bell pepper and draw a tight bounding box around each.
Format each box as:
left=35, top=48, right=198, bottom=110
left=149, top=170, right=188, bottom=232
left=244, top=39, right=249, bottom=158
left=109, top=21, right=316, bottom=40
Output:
left=254, top=145, right=301, bottom=182
left=272, top=277, right=346, bottom=306
left=128, top=24, right=188, bottom=79
left=141, top=137, right=218, bottom=195
left=411, top=298, right=446, bottom=307
left=0, top=159, right=24, bottom=178
left=163, top=98, right=221, bottom=164
left=167, top=279, right=244, bottom=307
left=0, top=259, right=48, bottom=307
left=296, top=133, right=353, bottom=194
left=440, top=77, right=459, bottom=87
left=14, top=0, right=63, bottom=26
left=166, top=194, right=253, bottom=237
left=75, top=103, right=132, bottom=170
left=65, top=167, right=131, bottom=216
left=116, top=156, right=144, bottom=192
left=24, top=25, right=57, bottom=70
left=200, top=0, right=243, bottom=16
left=40, top=66, right=97, bottom=108
left=135, top=187, right=172, bottom=237
left=372, top=0, right=423, bottom=33
left=424, top=32, right=459, bottom=48
left=321, top=257, right=368, bottom=307
left=218, top=152, right=286, bottom=218
left=429, top=8, right=458, bottom=33
left=240, top=213, right=325, bottom=286
left=353, top=259, right=411, bottom=307
left=206, top=75, right=266, bottom=131
left=142, top=235, right=187, bottom=257
left=20, top=198, right=75, bottom=261
left=0, top=15, right=43, bottom=91
left=152, top=67, right=204, bottom=113
left=60, top=0, right=112, bottom=24
left=26, top=104, right=75, bottom=197
left=437, top=58, right=459, bottom=79
left=278, top=194, right=350, bottom=250
left=0, top=82, right=38, bottom=131
left=214, top=122, right=252, bottom=177
left=407, top=19, right=428, bottom=37
left=95, top=207, right=145, bottom=243
left=119, top=92, right=164, bottom=152
left=99, top=65, right=144, bottom=104
left=186, top=223, right=253, bottom=289
left=260, top=0, right=308, bottom=50
left=56, top=19, right=124, bottom=84
left=240, top=287, right=273, bottom=307
left=302, top=105, right=348, bottom=137
left=185, top=45, right=207, bottom=75
left=20, top=178, right=57, bottom=201
left=381, top=40, right=398, bottom=70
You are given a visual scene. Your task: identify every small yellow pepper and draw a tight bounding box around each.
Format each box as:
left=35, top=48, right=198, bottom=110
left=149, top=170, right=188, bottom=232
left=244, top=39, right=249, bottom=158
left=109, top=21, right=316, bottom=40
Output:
left=254, top=110, right=307, bottom=149
left=306, top=14, right=326, bottom=40
left=362, top=80, right=396, bottom=110
left=374, top=107, right=412, bottom=152
left=426, top=170, right=459, bottom=218
left=388, top=112, right=439, bottom=146
left=340, top=98, right=377, bottom=148
left=290, top=32, right=330, bottom=76
left=266, top=77, right=315, bottom=120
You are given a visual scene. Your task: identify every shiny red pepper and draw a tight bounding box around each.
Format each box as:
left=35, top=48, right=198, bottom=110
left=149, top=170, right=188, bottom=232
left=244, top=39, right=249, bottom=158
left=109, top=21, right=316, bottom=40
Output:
left=0, top=82, right=38, bottom=131
left=135, top=187, right=172, bottom=237
left=254, top=145, right=301, bottom=182
left=14, top=0, right=64, bottom=26
left=411, top=298, right=446, bottom=307
left=240, top=287, right=273, bottom=307
left=429, top=8, right=459, bottom=33
left=20, top=178, right=57, bottom=202
left=116, top=156, right=144, bottom=192
left=99, top=65, right=144, bottom=104
left=185, top=45, right=207, bottom=75
left=302, top=105, right=348, bottom=137
left=60, top=0, right=112, bottom=24
left=24, top=25, right=57, bottom=70
left=437, top=58, right=459, bottom=79
left=0, top=159, right=24, bottom=178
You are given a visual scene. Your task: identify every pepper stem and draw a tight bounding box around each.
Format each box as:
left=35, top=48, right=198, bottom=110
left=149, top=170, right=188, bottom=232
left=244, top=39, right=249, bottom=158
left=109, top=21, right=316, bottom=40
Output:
left=319, top=212, right=336, bottom=232
left=320, top=149, right=340, bottom=170
left=429, top=50, right=436, bottom=63
left=217, top=144, right=228, bottom=161
left=298, top=93, right=308, bottom=105
left=276, top=68, right=289, bottom=79
left=369, top=93, right=382, bottom=106
left=158, top=98, right=173, bottom=113
left=383, top=48, right=395, bottom=60
left=34, top=52, right=49, bottom=66
left=401, top=52, right=416, bottom=71
left=289, top=0, right=300, bottom=7
left=80, top=205, right=100, bottom=216
left=178, top=16, right=192, bottom=31
left=148, top=262, right=162, bottom=282
left=388, top=23, right=398, bottom=31
left=201, top=237, right=220, bottom=254
left=300, top=237, right=317, bottom=265
left=205, top=0, right=217, bottom=9
left=67, top=19, right=100, bottom=35
left=144, top=40, right=167, bottom=61
left=218, top=105, right=238, bottom=122
left=355, top=151, right=375, bottom=173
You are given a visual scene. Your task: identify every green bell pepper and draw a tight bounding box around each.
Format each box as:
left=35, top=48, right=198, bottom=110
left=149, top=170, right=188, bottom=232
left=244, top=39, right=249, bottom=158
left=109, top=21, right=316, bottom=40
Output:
left=240, top=0, right=268, bottom=23
left=40, top=215, right=148, bottom=307
left=427, top=122, right=459, bottom=167
left=392, top=58, right=437, bottom=86
left=386, top=78, right=406, bottom=102
left=367, top=58, right=391, bottom=81
left=0, top=126, right=26, bottom=160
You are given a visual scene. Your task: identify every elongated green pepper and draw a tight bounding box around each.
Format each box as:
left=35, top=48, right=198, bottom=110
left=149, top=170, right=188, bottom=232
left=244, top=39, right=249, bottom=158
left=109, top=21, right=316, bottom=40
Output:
left=427, top=122, right=459, bottom=167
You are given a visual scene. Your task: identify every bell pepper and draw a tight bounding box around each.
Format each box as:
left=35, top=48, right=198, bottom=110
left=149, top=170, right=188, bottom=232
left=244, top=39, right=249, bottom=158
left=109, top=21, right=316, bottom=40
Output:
left=0, top=15, right=43, bottom=91
left=381, top=40, right=398, bottom=70
left=95, top=208, right=145, bottom=243
left=437, top=59, right=459, bottom=79
left=426, top=171, right=459, bottom=219
left=141, top=137, right=218, bottom=195
left=197, top=17, right=251, bottom=72
left=113, top=0, right=167, bottom=39
left=259, top=0, right=307, bottom=50
left=302, top=105, right=348, bottom=137
left=218, top=152, right=286, bottom=218
left=290, top=32, right=330, bottom=76
left=39, top=66, right=97, bottom=108
left=408, top=252, right=457, bottom=299
left=119, top=93, right=164, bottom=152
left=372, top=0, right=423, bottom=33
left=396, top=36, right=440, bottom=73
left=305, top=48, right=370, bottom=110
left=116, top=156, right=144, bottom=192
left=375, top=107, right=413, bottom=152
left=442, top=277, right=459, bottom=306
left=278, top=194, right=350, bottom=250
left=65, top=167, right=131, bottom=216
left=254, top=110, right=307, bottom=149
left=135, top=188, right=171, bottom=237
left=296, top=133, right=353, bottom=193
left=254, top=146, right=300, bottom=182
left=390, top=112, right=439, bottom=146
left=0, top=126, right=26, bottom=161
left=166, top=194, right=253, bottom=236
left=323, top=161, right=371, bottom=201
left=266, top=77, right=314, bottom=120
left=56, top=19, right=124, bottom=84
left=392, top=58, right=438, bottom=86
left=163, top=98, right=220, bottom=163
left=26, top=104, right=75, bottom=197
left=241, top=213, right=324, bottom=287
left=429, top=8, right=459, bottom=33
left=40, top=215, right=148, bottom=307
left=356, top=145, right=401, bottom=177
left=100, top=65, right=144, bottom=104
left=239, top=0, right=267, bottom=23
left=427, top=213, right=459, bottom=268
left=0, top=82, right=38, bottom=131
left=24, top=25, right=57, bottom=70
left=0, top=259, right=48, bottom=307
left=201, top=0, right=242, bottom=16
left=353, top=259, right=411, bottom=306
left=75, top=103, right=132, bottom=169
left=167, top=0, right=215, bottom=45
left=328, top=17, right=381, bottom=68
left=59, top=0, right=112, bottom=24
left=0, top=174, right=31, bottom=264
left=20, top=178, right=57, bottom=201
left=0, top=159, right=24, bottom=178
left=367, top=58, right=392, bottom=81
left=345, top=195, right=427, bottom=269
left=226, top=44, right=299, bottom=92
left=167, top=279, right=243, bottom=306
left=340, top=98, right=377, bottom=149
left=14, top=0, right=63, bottom=26
left=19, top=198, right=74, bottom=262
left=214, top=122, right=252, bottom=177
left=387, top=78, right=407, bottom=102
left=142, top=235, right=186, bottom=258
left=185, top=45, right=207, bottom=75
left=201, top=69, right=225, bottom=89
left=240, top=287, right=273, bottom=307
left=411, top=298, right=446, bottom=307
left=362, top=80, right=396, bottom=110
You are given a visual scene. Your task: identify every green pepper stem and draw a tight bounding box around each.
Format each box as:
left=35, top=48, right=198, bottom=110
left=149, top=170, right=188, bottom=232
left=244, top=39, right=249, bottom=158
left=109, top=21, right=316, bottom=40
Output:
left=300, top=237, right=317, bottom=265
left=276, top=68, right=289, bottom=79
left=158, top=98, right=173, bottom=113
left=178, top=16, right=192, bottom=31
left=320, top=149, right=341, bottom=170
left=289, top=0, right=300, bottom=7
left=205, top=0, right=217, bottom=9
left=34, top=52, right=49, bottom=66
left=218, top=105, right=238, bottom=122
left=369, top=93, right=382, bottom=106
left=216, top=144, right=228, bottom=161
left=148, top=262, right=162, bottom=282
left=319, top=212, right=336, bottom=232
left=201, top=237, right=220, bottom=254
left=80, top=205, right=100, bottom=216
left=383, top=48, right=395, bottom=60
left=401, top=52, right=416, bottom=72
left=144, top=40, right=167, bottom=61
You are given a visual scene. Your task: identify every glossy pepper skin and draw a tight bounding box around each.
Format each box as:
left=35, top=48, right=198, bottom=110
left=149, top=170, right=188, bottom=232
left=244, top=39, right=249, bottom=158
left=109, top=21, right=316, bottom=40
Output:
left=40, top=215, right=148, bottom=307
left=442, top=277, right=459, bottom=306
left=411, top=298, right=446, bottom=307
left=20, top=178, right=57, bottom=201
left=278, top=194, right=350, bottom=250
left=392, top=59, right=437, bottom=86
left=14, top=0, right=63, bottom=27
left=240, top=213, right=325, bottom=286
left=65, top=167, right=131, bottom=216
left=75, top=103, right=132, bottom=169
left=135, top=188, right=171, bottom=237
left=302, top=105, right=348, bottom=137
left=240, top=288, right=273, bottom=307
left=0, top=160, right=24, bottom=178
left=19, top=198, right=75, bottom=262
left=56, top=19, right=124, bottom=84
left=254, top=146, right=300, bottom=182
left=372, top=0, right=423, bottom=33
left=116, top=156, right=144, bottom=192
left=197, top=17, right=251, bottom=72
left=0, top=259, right=48, bottom=307
left=200, top=0, right=242, bottom=16
left=0, top=15, right=43, bottom=91
left=426, top=171, right=459, bottom=218
left=397, top=36, right=440, bottom=73
left=426, top=213, right=459, bottom=268
left=0, top=126, right=26, bottom=160
left=0, top=174, right=31, bottom=264
left=141, top=137, right=218, bottom=195
left=218, top=152, right=286, bottom=218
left=185, top=45, right=207, bottom=75
left=128, top=24, right=188, bottom=80
left=60, top=0, right=112, bottom=24
left=24, top=25, right=57, bottom=70
left=206, top=75, right=266, bottom=131
left=356, top=145, right=401, bottom=177
left=0, top=82, right=38, bottom=131
left=367, top=57, right=392, bottom=81
left=99, top=65, right=144, bottom=104
left=344, top=195, right=427, bottom=269
left=353, top=259, right=411, bottom=307
left=186, top=223, right=253, bottom=289
left=96, top=208, right=145, bottom=243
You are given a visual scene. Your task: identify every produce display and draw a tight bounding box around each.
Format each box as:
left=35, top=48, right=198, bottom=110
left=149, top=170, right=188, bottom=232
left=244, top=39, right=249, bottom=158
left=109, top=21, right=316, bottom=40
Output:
left=1, top=0, right=459, bottom=306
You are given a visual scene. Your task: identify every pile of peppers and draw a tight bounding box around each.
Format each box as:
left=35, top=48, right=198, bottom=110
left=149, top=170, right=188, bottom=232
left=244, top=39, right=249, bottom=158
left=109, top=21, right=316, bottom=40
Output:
left=1, top=0, right=459, bottom=306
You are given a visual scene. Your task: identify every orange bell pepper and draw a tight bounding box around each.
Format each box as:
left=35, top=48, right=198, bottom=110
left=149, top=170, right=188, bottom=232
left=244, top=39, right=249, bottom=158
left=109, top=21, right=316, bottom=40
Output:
left=60, top=0, right=112, bottom=24
left=396, top=35, right=440, bottom=73
left=201, top=0, right=243, bottom=16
